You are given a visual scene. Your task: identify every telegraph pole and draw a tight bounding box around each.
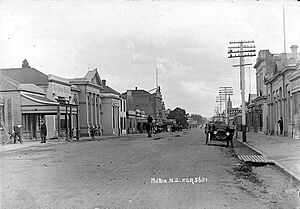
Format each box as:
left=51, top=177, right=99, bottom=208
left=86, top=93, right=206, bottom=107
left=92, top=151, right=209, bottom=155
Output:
left=219, top=86, right=233, bottom=125
left=228, top=40, right=256, bottom=142
left=216, top=95, right=225, bottom=121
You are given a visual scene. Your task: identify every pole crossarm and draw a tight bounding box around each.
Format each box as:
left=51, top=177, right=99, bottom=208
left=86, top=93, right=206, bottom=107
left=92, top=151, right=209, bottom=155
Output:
left=229, top=40, right=254, bottom=44
left=228, top=45, right=255, bottom=49
left=228, top=54, right=256, bottom=58
left=233, top=63, right=252, bottom=67
left=228, top=49, right=256, bottom=54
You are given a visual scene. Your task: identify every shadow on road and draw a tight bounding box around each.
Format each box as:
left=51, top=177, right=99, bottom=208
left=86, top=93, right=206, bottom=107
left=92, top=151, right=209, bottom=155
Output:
left=207, top=143, right=229, bottom=147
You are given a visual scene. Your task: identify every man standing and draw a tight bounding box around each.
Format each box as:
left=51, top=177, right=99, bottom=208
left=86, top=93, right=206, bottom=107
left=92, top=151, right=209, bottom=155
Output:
left=146, top=115, right=153, bottom=138
left=13, top=125, right=22, bottom=144
left=40, top=119, right=47, bottom=143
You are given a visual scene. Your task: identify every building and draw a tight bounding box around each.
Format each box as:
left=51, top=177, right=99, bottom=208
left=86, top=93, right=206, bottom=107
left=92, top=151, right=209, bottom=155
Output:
left=0, top=61, right=80, bottom=142
left=246, top=94, right=258, bottom=132
left=290, top=60, right=300, bottom=139
left=101, top=80, right=125, bottom=136
left=253, top=50, right=273, bottom=133
left=254, top=45, right=300, bottom=137
left=69, top=69, right=103, bottom=137
left=46, top=74, right=80, bottom=139
left=122, top=86, right=166, bottom=124
left=264, top=45, right=299, bottom=136
left=0, top=63, right=53, bottom=142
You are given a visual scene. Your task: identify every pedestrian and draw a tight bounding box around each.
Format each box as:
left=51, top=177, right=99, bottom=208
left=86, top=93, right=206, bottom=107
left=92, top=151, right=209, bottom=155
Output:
left=90, top=127, right=95, bottom=139
left=40, top=119, right=47, bottom=143
left=146, top=115, right=153, bottom=138
left=13, top=124, right=23, bottom=144
left=278, top=117, right=283, bottom=135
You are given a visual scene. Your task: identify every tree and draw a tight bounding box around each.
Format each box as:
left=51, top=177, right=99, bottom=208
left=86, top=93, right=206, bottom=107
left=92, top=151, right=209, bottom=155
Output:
left=191, top=114, right=206, bottom=124
left=167, top=107, right=188, bottom=128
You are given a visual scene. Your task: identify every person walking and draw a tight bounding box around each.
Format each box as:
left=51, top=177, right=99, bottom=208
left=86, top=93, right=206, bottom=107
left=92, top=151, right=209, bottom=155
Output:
left=278, top=117, right=284, bottom=135
left=13, top=124, right=22, bottom=144
left=146, top=115, right=153, bottom=138
left=40, top=119, right=47, bottom=143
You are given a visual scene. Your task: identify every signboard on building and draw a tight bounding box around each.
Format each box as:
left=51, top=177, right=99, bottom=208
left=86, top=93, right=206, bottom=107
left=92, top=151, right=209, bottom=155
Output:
left=227, top=108, right=242, bottom=116
left=292, top=79, right=300, bottom=93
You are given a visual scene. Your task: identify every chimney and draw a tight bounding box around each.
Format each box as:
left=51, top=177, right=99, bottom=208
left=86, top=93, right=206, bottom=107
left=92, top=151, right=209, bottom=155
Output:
left=102, top=79, right=106, bottom=87
left=291, top=45, right=298, bottom=61
left=135, top=87, right=137, bottom=90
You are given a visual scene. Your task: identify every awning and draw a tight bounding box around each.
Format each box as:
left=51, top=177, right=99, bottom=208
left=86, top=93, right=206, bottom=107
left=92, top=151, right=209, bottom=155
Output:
left=21, top=93, right=59, bottom=114
left=21, top=93, right=59, bottom=105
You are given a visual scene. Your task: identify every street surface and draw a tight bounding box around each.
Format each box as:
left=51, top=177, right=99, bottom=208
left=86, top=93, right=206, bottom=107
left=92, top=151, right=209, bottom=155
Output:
left=1, top=129, right=299, bottom=209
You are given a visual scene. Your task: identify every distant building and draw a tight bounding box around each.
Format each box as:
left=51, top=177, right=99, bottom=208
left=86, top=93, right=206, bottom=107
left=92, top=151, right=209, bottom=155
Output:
left=122, top=86, right=166, bottom=133
left=246, top=94, right=258, bottom=132
left=127, top=86, right=166, bottom=121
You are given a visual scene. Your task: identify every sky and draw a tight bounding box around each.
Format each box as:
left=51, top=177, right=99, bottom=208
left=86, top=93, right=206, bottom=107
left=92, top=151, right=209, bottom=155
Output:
left=1, top=0, right=300, bottom=117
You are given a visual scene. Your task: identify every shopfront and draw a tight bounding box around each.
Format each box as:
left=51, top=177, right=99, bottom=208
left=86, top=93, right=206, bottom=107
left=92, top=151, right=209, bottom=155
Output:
left=290, top=65, right=300, bottom=139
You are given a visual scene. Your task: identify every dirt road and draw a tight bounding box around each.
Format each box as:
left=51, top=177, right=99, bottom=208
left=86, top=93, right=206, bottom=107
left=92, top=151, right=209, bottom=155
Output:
left=1, top=129, right=299, bottom=209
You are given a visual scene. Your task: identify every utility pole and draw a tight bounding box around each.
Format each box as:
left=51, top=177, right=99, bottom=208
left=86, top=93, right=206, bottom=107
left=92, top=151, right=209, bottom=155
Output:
left=216, top=95, right=225, bottom=121
left=228, top=40, right=256, bottom=142
left=219, top=86, right=233, bottom=125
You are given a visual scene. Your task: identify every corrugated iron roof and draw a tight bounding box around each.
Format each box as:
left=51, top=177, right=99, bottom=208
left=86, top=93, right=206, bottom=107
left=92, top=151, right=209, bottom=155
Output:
left=0, top=67, right=48, bottom=85
left=103, top=85, right=121, bottom=95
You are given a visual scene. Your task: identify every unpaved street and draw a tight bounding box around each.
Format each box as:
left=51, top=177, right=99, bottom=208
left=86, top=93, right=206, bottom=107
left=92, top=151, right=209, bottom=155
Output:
left=1, top=129, right=299, bottom=209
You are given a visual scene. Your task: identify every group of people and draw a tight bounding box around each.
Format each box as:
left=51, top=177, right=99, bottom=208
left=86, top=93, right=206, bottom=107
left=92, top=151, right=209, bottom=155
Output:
left=11, top=119, right=47, bottom=144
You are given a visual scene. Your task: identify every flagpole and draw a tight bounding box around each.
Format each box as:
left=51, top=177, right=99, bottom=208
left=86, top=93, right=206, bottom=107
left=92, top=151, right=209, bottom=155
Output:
left=283, top=4, right=287, bottom=56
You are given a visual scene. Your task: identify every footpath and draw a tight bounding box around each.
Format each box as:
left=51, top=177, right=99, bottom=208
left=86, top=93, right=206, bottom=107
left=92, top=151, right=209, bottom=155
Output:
left=0, top=134, right=122, bottom=154
left=236, top=131, right=300, bottom=184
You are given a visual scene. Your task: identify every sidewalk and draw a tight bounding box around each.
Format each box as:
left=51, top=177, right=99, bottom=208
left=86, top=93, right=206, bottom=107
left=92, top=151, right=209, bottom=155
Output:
left=236, top=131, right=300, bottom=184
left=0, top=134, right=123, bottom=154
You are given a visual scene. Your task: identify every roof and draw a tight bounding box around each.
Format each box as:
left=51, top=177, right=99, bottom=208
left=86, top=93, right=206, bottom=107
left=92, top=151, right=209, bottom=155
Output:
left=103, top=85, right=121, bottom=95
left=20, top=84, right=45, bottom=95
left=122, top=89, right=151, bottom=96
left=84, top=69, right=96, bottom=81
left=132, top=90, right=150, bottom=95
left=0, top=67, right=48, bottom=85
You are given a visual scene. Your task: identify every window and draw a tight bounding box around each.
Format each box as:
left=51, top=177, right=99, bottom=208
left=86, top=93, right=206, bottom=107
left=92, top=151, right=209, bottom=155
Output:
left=22, top=114, right=30, bottom=131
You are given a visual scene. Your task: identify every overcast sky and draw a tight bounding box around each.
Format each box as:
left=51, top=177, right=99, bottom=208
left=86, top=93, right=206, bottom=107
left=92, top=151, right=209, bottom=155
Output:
left=1, top=0, right=300, bottom=117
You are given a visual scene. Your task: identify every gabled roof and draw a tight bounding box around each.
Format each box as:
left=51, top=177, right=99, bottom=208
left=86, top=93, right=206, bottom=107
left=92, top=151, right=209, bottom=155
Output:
left=103, top=85, right=121, bottom=96
left=0, top=67, right=48, bottom=85
left=84, top=69, right=102, bottom=86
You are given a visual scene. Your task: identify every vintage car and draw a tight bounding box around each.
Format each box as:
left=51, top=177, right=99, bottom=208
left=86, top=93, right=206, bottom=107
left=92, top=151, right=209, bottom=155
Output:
left=205, top=121, right=235, bottom=147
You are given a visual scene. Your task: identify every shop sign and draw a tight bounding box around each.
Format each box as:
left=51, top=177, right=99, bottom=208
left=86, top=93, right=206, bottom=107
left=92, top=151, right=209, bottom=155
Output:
left=52, top=83, right=71, bottom=96
left=292, top=79, right=300, bottom=92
